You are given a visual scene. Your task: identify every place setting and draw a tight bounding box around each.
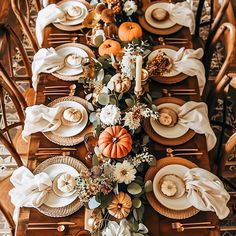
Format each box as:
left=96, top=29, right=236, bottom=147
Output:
left=22, top=96, right=94, bottom=146
left=139, top=0, right=195, bottom=35
left=144, top=156, right=230, bottom=220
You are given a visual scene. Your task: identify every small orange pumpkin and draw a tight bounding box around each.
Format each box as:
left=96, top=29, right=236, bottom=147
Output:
left=98, top=39, right=121, bottom=56
left=98, top=126, right=132, bottom=158
left=118, top=22, right=143, bottom=42
left=107, top=192, right=132, bottom=219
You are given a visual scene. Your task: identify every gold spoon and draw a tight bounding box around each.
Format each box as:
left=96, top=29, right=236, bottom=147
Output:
left=166, top=148, right=199, bottom=154
left=28, top=225, right=66, bottom=231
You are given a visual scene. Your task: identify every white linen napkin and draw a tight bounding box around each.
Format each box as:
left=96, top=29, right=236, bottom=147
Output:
left=9, top=166, right=52, bottom=208
left=167, top=1, right=195, bottom=34
left=184, top=168, right=230, bottom=219
left=178, top=101, right=217, bottom=151
left=32, top=48, right=65, bottom=90
left=172, top=47, right=206, bottom=95
left=36, top=4, right=66, bottom=47
left=22, top=104, right=64, bottom=139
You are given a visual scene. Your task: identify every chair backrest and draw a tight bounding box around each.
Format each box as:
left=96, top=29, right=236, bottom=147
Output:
left=0, top=62, right=26, bottom=167
left=218, top=132, right=236, bottom=180
left=203, top=23, right=236, bottom=86
left=0, top=24, right=32, bottom=85
left=11, top=0, right=39, bottom=53
left=0, top=201, right=15, bottom=235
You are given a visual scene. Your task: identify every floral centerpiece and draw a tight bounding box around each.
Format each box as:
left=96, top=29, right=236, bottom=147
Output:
left=72, top=0, right=164, bottom=235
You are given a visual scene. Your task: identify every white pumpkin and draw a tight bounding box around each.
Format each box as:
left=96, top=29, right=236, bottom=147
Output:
left=160, top=180, right=177, bottom=197
left=57, top=173, right=76, bottom=193
left=63, top=107, right=83, bottom=123
left=110, top=73, right=131, bottom=93
left=66, top=54, right=82, bottom=68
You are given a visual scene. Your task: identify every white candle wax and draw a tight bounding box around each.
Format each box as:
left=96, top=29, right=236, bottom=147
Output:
left=135, top=55, right=143, bottom=93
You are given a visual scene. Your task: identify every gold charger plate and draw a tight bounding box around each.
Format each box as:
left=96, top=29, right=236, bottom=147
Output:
left=34, top=155, right=88, bottom=217
left=143, top=97, right=195, bottom=146
left=145, top=157, right=199, bottom=219
left=43, top=96, right=93, bottom=146
left=149, top=45, right=188, bottom=84
left=52, top=43, right=95, bottom=81
left=139, top=0, right=183, bottom=35
left=53, top=0, right=91, bottom=31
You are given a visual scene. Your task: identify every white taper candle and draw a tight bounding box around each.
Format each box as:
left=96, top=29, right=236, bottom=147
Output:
left=135, top=55, right=143, bottom=93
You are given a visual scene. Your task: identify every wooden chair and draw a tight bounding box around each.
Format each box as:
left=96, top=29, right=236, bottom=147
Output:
left=202, top=23, right=236, bottom=91
left=217, top=132, right=236, bottom=191
left=11, top=0, right=39, bottom=53
left=0, top=202, right=15, bottom=235
left=0, top=24, right=32, bottom=85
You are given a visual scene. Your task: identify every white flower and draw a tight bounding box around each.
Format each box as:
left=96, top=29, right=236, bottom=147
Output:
left=102, top=219, right=148, bottom=236
left=100, top=105, right=121, bottom=126
left=123, top=111, right=141, bottom=130
left=120, top=53, right=135, bottom=80
left=113, top=160, right=136, bottom=185
left=123, top=0, right=138, bottom=16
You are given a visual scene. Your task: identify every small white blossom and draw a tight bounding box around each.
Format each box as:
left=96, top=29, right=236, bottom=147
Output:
left=100, top=105, right=121, bottom=126
left=123, top=111, right=141, bottom=130
left=123, top=0, right=138, bottom=16
left=113, top=160, right=136, bottom=185
left=120, top=53, right=135, bottom=80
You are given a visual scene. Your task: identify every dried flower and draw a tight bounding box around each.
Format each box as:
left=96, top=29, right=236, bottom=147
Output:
left=100, top=105, right=121, bottom=125
left=120, top=53, right=135, bottom=79
left=83, top=11, right=100, bottom=28
left=101, top=9, right=114, bottom=23
left=113, top=160, right=136, bottom=184
left=95, top=3, right=106, bottom=14
left=123, top=0, right=138, bottom=16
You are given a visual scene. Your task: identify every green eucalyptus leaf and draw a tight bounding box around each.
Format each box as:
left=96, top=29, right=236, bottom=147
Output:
left=151, top=104, right=158, bottom=112
left=98, top=93, right=110, bottom=105
left=133, top=208, right=138, bottom=221
left=94, top=35, right=104, bottom=47
left=136, top=205, right=145, bottom=221
left=137, top=163, right=144, bottom=172
left=92, top=154, right=99, bottom=166
left=125, top=98, right=134, bottom=108
left=132, top=198, right=142, bottom=208
left=128, top=182, right=142, bottom=195
left=109, top=95, right=117, bottom=105
left=144, top=180, right=153, bottom=193
left=118, top=93, right=123, bottom=100
left=99, top=193, right=113, bottom=208
left=88, top=196, right=101, bottom=209
left=89, top=112, right=98, bottom=123
left=142, top=135, right=149, bottom=145
left=146, top=93, right=152, bottom=103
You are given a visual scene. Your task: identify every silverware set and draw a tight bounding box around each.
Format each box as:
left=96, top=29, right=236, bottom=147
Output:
left=43, top=84, right=76, bottom=96
left=35, top=147, right=77, bottom=158
left=166, top=148, right=203, bottom=156
left=48, top=33, right=84, bottom=44
left=162, top=88, right=197, bottom=96
left=28, top=221, right=75, bottom=231
left=158, top=37, right=189, bottom=45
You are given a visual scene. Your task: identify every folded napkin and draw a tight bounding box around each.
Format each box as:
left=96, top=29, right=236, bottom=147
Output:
left=32, top=48, right=65, bottom=90
left=36, top=4, right=66, bottom=47
left=172, top=47, right=206, bottom=95
left=184, top=168, right=230, bottom=219
left=9, top=166, right=52, bottom=208
left=167, top=1, right=195, bottom=34
left=22, top=104, right=64, bottom=139
left=178, top=101, right=217, bottom=151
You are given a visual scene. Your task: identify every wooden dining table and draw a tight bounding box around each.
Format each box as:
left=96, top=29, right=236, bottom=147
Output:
left=15, top=0, right=221, bottom=235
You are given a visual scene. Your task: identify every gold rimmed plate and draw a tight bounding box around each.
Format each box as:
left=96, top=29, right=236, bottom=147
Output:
left=53, top=0, right=91, bottom=31
left=34, top=155, right=88, bottom=217
left=143, top=97, right=195, bottom=146
left=52, top=43, right=95, bottom=81
left=145, top=157, right=199, bottom=219
left=148, top=45, right=188, bottom=84
left=43, top=96, right=93, bottom=146
left=139, top=0, right=183, bottom=35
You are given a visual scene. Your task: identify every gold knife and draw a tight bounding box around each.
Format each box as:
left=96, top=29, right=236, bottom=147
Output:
left=28, top=221, right=75, bottom=225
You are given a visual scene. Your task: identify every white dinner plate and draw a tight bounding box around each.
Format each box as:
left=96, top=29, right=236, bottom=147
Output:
left=52, top=101, right=88, bottom=138
left=148, top=48, right=180, bottom=77
left=150, top=103, right=188, bottom=139
left=43, top=164, right=79, bottom=208
left=56, top=46, right=88, bottom=76
left=57, top=1, right=88, bottom=26
left=145, top=3, right=176, bottom=29
left=153, top=164, right=192, bottom=210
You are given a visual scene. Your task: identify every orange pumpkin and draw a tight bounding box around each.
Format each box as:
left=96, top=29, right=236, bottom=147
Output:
left=98, top=39, right=121, bottom=56
left=107, top=192, right=132, bottom=219
left=118, top=22, right=142, bottom=42
left=98, top=126, right=132, bottom=158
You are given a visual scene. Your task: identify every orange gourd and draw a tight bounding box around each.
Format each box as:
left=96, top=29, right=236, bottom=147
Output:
left=118, top=22, right=142, bottom=42
left=98, top=126, right=132, bottom=158
left=107, top=192, right=132, bottom=219
left=98, top=39, right=121, bottom=56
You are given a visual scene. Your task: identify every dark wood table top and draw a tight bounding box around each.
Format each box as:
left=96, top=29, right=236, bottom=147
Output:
left=16, top=0, right=220, bottom=235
